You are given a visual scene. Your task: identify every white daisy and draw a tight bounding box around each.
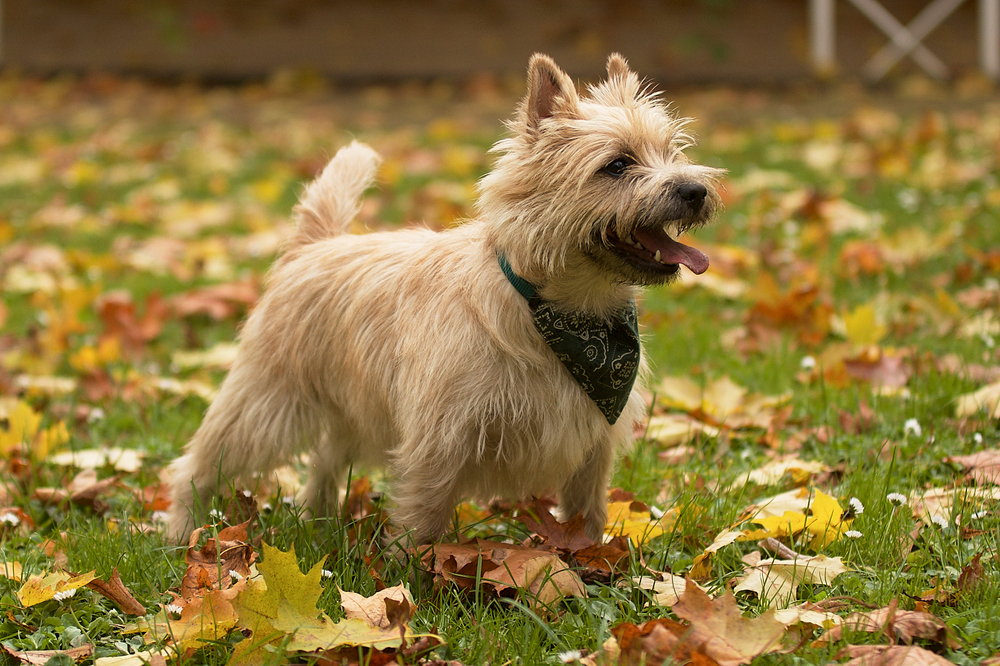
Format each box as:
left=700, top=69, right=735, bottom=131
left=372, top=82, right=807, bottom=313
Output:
left=931, top=515, right=949, bottom=529
left=53, top=588, right=77, bottom=602
left=844, top=530, right=863, bottom=539
left=849, top=497, right=864, bottom=515
left=800, top=355, right=817, bottom=371
left=886, top=493, right=908, bottom=506
left=903, top=418, right=922, bottom=437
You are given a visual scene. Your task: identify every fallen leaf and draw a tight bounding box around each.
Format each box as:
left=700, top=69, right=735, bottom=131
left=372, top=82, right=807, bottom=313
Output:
left=815, top=598, right=960, bottom=649
left=633, top=573, right=695, bottom=606
left=733, top=551, right=848, bottom=608
left=48, top=447, right=144, bottom=473
left=420, top=539, right=586, bottom=613
left=87, top=567, right=146, bottom=615
left=339, top=585, right=416, bottom=630
left=170, top=281, right=258, bottom=320
left=0, top=561, right=24, bottom=581
left=517, top=499, right=595, bottom=551
left=672, top=581, right=787, bottom=665
left=181, top=519, right=255, bottom=601
left=17, top=570, right=97, bottom=607
left=741, top=456, right=829, bottom=487
left=2, top=644, right=94, bottom=665
left=836, top=644, right=956, bottom=666
left=955, top=381, right=1000, bottom=419
left=946, top=449, right=1000, bottom=485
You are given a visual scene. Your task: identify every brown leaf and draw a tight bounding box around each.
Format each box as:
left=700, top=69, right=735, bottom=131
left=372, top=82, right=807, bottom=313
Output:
left=815, top=599, right=960, bottom=649
left=572, top=537, right=631, bottom=581
left=419, top=539, right=585, bottom=613
left=181, top=519, right=255, bottom=601
left=96, top=290, right=168, bottom=355
left=516, top=498, right=595, bottom=552
left=86, top=567, right=146, bottom=615
left=836, top=645, right=956, bottom=666
left=956, top=552, right=984, bottom=592
left=170, top=281, right=258, bottom=320
left=843, top=348, right=911, bottom=388
left=2, top=644, right=93, bottom=665
left=946, top=450, right=1000, bottom=485
left=671, top=579, right=786, bottom=665
left=339, top=585, right=416, bottom=630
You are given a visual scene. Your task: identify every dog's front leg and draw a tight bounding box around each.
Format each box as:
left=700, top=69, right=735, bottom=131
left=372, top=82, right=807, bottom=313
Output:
left=558, top=439, right=615, bottom=542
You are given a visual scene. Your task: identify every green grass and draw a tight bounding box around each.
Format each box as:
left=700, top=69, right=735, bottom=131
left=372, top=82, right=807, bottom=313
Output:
left=2, top=73, right=1000, bottom=665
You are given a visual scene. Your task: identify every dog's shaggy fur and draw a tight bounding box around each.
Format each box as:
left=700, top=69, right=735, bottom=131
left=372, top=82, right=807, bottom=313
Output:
left=165, top=53, right=722, bottom=544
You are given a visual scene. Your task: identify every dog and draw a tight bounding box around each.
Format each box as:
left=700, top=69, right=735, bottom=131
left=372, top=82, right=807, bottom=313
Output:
left=165, top=53, right=722, bottom=545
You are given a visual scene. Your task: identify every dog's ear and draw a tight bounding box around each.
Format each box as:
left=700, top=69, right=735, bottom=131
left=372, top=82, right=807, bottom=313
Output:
left=522, top=53, right=579, bottom=128
left=606, top=53, right=632, bottom=80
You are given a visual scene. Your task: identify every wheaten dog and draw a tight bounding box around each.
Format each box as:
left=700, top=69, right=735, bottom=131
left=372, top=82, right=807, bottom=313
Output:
left=165, top=53, right=722, bottom=544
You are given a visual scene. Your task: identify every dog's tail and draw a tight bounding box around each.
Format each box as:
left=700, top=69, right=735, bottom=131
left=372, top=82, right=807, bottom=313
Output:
left=289, top=141, right=382, bottom=250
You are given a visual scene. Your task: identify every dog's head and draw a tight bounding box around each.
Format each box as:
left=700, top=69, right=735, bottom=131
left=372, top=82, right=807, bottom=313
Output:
left=480, top=53, right=723, bottom=291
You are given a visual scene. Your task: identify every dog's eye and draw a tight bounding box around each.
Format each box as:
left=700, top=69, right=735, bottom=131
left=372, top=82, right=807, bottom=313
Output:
left=603, top=157, right=634, bottom=177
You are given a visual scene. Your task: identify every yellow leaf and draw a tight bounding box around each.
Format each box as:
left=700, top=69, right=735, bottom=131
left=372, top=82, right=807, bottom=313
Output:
left=606, top=501, right=664, bottom=545
left=0, top=561, right=24, bottom=581
left=0, top=401, right=42, bottom=456
left=17, top=570, right=96, bottom=607
left=842, top=302, right=886, bottom=346
left=35, top=421, right=69, bottom=460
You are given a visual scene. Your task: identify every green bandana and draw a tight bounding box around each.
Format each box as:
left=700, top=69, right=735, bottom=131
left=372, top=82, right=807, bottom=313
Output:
left=497, top=253, right=640, bottom=425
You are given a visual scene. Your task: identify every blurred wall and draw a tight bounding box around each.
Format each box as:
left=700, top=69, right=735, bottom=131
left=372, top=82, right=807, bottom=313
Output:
left=1, top=0, right=988, bottom=83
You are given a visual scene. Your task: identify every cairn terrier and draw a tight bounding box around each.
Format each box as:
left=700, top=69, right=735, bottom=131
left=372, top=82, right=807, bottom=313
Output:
left=165, top=53, right=721, bottom=544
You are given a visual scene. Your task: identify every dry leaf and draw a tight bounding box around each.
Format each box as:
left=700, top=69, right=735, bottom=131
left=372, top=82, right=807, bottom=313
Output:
left=87, top=567, right=146, bottom=615
left=180, top=519, right=255, bottom=601
left=339, top=585, right=416, bottom=630
left=836, top=644, right=956, bottom=666
left=3, top=645, right=94, bottom=665
left=733, top=551, right=848, bottom=608
left=420, top=539, right=586, bottom=613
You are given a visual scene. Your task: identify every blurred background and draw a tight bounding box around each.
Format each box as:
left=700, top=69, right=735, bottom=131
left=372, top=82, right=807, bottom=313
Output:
left=1, top=0, right=997, bottom=85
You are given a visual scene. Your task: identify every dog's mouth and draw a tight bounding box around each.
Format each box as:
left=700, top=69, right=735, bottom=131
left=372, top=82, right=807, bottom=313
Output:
left=604, top=224, right=709, bottom=276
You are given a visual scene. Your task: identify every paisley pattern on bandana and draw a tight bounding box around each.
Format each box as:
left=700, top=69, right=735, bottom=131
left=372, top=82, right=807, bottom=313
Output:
left=498, top=253, right=640, bottom=424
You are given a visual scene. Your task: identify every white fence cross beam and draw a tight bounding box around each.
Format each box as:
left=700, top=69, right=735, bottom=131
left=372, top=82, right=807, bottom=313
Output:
left=810, top=0, right=1000, bottom=81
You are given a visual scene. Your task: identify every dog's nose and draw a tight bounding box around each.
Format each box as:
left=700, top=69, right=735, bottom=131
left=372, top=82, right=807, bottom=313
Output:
left=677, top=182, right=708, bottom=206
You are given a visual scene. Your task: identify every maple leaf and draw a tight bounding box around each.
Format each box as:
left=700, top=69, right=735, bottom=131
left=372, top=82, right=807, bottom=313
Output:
left=842, top=302, right=887, bottom=346
left=598, top=581, right=786, bottom=666
left=733, top=551, right=848, bottom=608
left=672, top=583, right=787, bottom=665
left=232, top=542, right=417, bottom=660
left=420, top=539, right=586, bottom=613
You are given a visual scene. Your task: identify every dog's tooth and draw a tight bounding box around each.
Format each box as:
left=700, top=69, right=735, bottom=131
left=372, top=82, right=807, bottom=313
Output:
left=654, top=250, right=662, bottom=263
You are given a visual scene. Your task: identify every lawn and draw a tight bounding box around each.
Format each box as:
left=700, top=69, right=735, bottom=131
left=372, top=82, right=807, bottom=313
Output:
left=1, top=71, right=1000, bottom=666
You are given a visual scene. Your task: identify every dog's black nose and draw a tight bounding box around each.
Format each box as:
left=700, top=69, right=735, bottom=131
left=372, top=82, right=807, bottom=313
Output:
left=677, top=182, right=708, bottom=205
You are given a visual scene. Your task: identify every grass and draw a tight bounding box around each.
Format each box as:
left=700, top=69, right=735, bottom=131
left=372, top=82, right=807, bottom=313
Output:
left=1, top=72, right=1000, bottom=665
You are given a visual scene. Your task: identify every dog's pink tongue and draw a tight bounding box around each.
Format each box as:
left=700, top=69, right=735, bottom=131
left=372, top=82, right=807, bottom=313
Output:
left=633, top=228, right=710, bottom=275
